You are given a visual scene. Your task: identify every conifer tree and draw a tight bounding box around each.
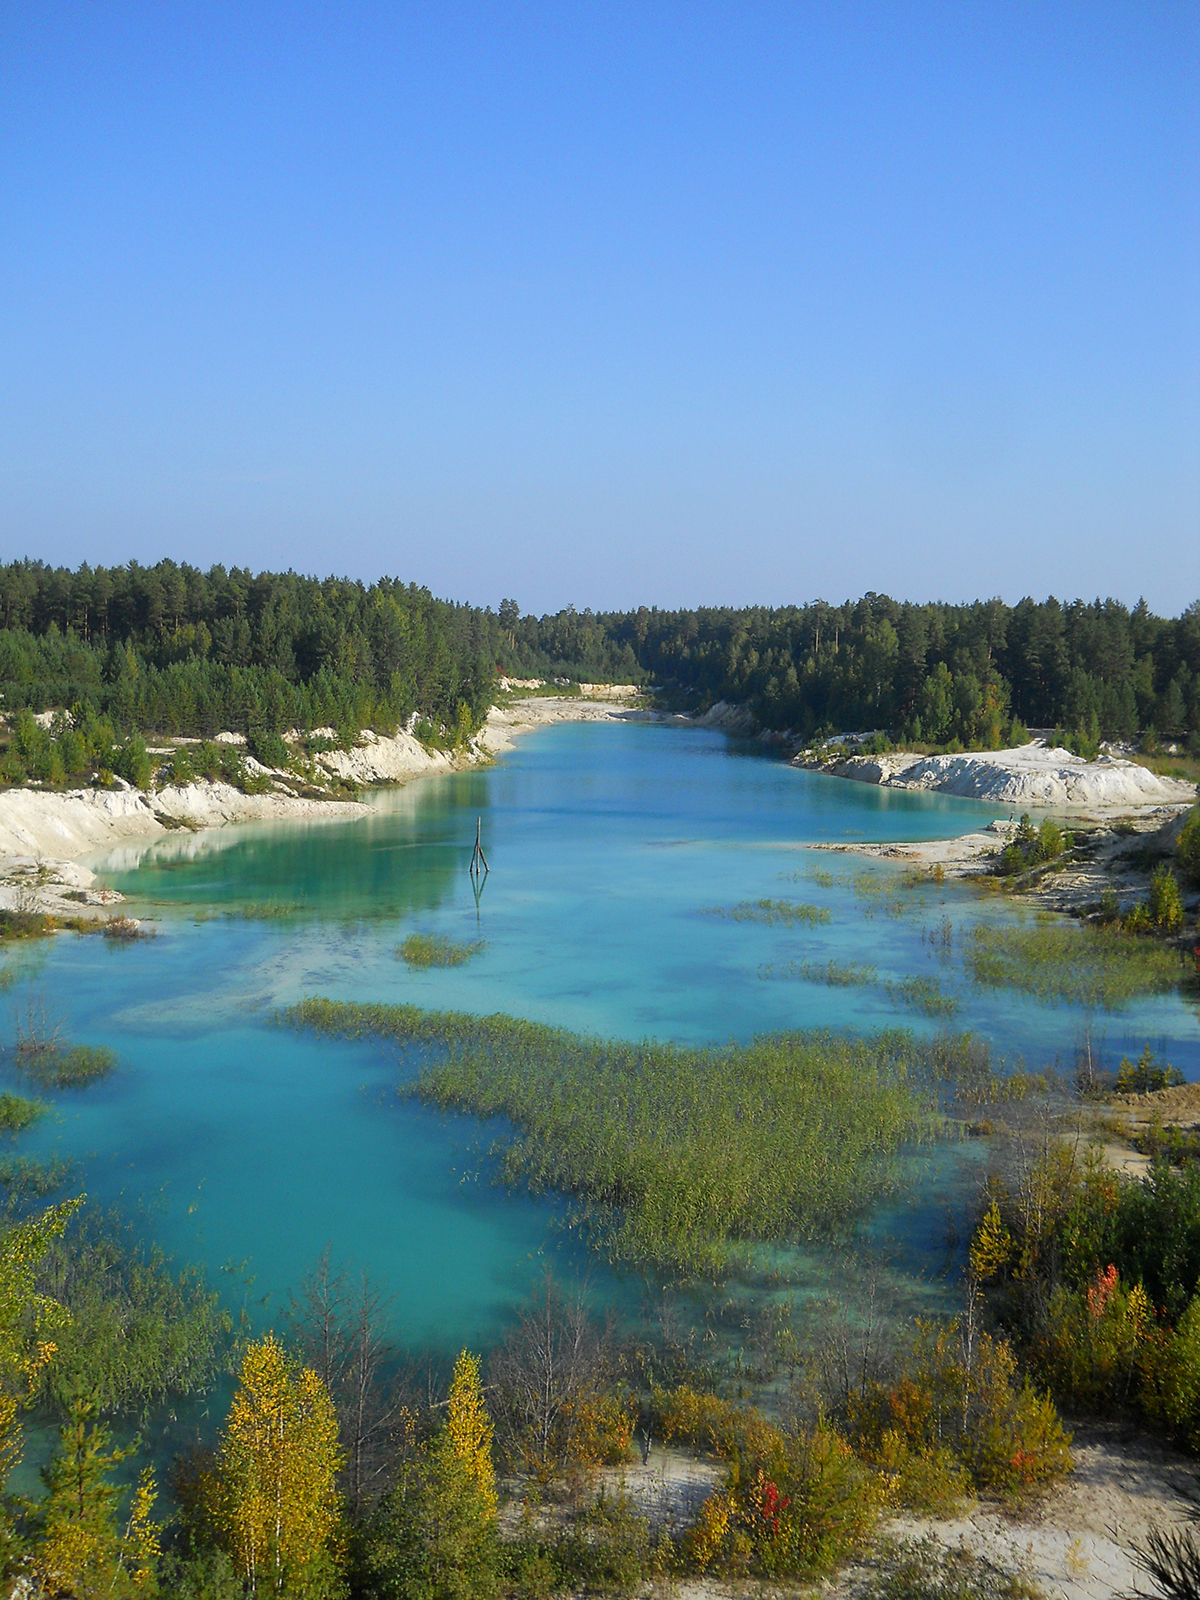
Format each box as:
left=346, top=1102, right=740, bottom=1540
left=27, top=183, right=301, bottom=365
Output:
left=27, top=1397, right=161, bottom=1598
left=215, top=1333, right=345, bottom=1598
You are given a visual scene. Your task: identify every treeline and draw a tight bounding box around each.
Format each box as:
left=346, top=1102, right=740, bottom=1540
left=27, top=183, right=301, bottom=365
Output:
left=2, top=561, right=1197, bottom=753
left=525, top=593, right=1200, bottom=748
left=0, top=561, right=499, bottom=744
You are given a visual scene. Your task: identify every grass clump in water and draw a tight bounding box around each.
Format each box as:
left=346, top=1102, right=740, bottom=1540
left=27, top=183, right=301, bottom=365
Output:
left=284, top=998, right=935, bottom=1275
left=886, top=976, right=961, bottom=1019
left=704, top=899, right=830, bottom=927
left=398, top=933, right=489, bottom=968
left=0, top=1091, right=46, bottom=1133
left=17, top=1044, right=117, bottom=1089
left=964, top=922, right=1183, bottom=1010
left=762, top=959, right=878, bottom=987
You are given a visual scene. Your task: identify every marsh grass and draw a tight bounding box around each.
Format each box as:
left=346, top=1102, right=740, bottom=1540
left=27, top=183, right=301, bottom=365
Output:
left=886, top=977, right=961, bottom=1019
left=963, top=922, right=1184, bottom=1009
left=17, top=1044, right=117, bottom=1088
left=0, top=1153, right=78, bottom=1207
left=0, top=1091, right=46, bottom=1133
left=398, top=933, right=489, bottom=968
left=284, top=998, right=937, bottom=1275
left=761, top=959, right=878, bottom=988
left=704, top=899, right=830, bottom=926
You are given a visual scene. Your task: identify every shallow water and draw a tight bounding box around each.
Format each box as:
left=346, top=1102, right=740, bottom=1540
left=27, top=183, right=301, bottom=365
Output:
left=4, top=722, right=1197, bottom=1354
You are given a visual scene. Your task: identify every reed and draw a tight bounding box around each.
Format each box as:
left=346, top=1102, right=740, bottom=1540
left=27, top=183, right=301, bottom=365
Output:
left=283, top=999, right=936, bottom=1275
left=0, top=1091, right=46, bottom=1133
left=16, top=1044, right=117, bottom=1089
left=885, top=976, right=961, bottom=1018
left=761, top=959, right=878, bottom=988
left=964, top=923, right=1183, bottom=1009
left=398, top=933, right=489, bottom=968
left=703, top=899, right=830, bottom=927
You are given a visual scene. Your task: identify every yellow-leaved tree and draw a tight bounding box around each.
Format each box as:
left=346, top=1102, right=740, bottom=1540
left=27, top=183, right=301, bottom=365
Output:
left=0, top=1198, right=82, bottom=1491
left=443, top=1350, right=496, bottom=1520
left=215, top=1333, right=345, bottom=1598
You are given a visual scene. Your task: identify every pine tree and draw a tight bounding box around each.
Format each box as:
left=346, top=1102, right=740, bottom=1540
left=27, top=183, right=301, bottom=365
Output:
left=215, top=1334, right=345, bottom=1597
left=28, top=1397, right=161, bottom=1598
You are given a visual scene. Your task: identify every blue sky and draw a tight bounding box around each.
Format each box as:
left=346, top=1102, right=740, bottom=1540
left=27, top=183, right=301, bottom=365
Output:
left=1, top=2, right=1196, bottom=614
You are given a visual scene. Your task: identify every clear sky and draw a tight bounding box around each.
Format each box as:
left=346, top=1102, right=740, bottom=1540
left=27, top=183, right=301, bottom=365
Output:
left=1, top=2, right=1197, bottom=615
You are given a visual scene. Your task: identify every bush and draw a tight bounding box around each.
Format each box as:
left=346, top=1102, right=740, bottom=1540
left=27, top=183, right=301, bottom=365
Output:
left=1178, top=807, right=1200, bottom=888
left=1115, top=1045, right=1184, bottom=1094
left=685, top=1421, right=880, bottom=1581
left=848, top=1321, right=1072, bottom=1504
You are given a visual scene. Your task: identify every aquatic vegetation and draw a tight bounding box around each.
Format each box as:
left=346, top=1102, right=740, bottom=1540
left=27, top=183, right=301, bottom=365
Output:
left=703, top=899, right=830, bottom=927
left=885, top=977, right=961, bottom=1019
left=0, top=1091, right=45, bottom=1134
left=762, top=959, right=878, bottom=988
left=101, top=914, right=154, bottom=941
left=963, top=922, right=1184, bottom=1010
left=16, top=1043, right=117, bottom=1089
left=35, top=1208, right=232, bottom=1416
left=0, top=1154, right=78, bottom=1210
left=398, top=933, right=489, bottom=968
left=285, top=999, right=935, bottom=1275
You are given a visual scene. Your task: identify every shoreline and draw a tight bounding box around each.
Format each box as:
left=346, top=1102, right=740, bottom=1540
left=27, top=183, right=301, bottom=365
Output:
left=1, top=701, right=1192, bottom=924
left=0, top=694, right=655, bottom=918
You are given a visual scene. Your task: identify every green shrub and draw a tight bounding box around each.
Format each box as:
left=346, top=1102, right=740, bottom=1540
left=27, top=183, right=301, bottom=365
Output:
left=1178, top=807, right=1200, bottom=888
left=113, top=733, right=152, bottom=790
left=848, top=1321, right=1072, bottom=1505
left=1148, top=865, right=1186, bottom=935
left=1115, top=1045, right=1184, bottom=1094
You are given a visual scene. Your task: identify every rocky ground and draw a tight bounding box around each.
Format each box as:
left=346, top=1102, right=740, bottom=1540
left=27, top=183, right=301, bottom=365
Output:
left=793, top=739, right=1196, bottom=810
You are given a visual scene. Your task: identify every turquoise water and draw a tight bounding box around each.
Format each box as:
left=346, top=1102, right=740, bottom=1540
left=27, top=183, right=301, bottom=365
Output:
left=4, top=721, right=1198, bottom=1355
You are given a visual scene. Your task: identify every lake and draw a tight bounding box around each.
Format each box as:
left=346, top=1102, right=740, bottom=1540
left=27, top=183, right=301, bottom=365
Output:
left=4, top=720, right=1197, bottom=1355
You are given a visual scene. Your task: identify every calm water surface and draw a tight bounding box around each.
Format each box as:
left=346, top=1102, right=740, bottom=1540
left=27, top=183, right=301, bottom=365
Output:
left=5, top=722, right=1197, bottom=1352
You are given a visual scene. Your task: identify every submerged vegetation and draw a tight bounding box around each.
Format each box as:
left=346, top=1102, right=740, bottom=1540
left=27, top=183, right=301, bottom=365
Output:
left=285, top=998, right=936, bottom=1275
left=964, top=921, right=1185, bottom=1009
left=762, top=957, right=878, bottom=987
left=703, top=898, right=831, bottom=927
left=398, top=932, right=489, bottom=968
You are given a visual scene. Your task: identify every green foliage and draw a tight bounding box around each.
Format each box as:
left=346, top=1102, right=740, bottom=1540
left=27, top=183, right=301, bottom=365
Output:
left=1147, top=864, right=1186, bottom=934
left=34, top=1209, right=231, bottom=1417
left=0, top=1092, right=46, bottom=1135
left=848, top=1320, right=1072, bottom=1504
left=1115, top=1045, right=1184, bottom=1094
left=357, top=1431, right=499, bottom=1600
left=885, top=976, right=960, bottom=1018
left=1178, top=806, right=1200, bottom=887
left=703, top=898, right=831, bottom=926
left=24, top=1397, right=161, bottom=1598
left=963, top=921, right=1184, bottom=1009
left=285, top=1000, right=934, bottom=1275
left=17, top=1043, right=117, bottom=1088
left=397, top=934, right=488, bottom=969
left=995, top=815, right=1068, bottom=877
left=762, top=958, right=878, bottom=987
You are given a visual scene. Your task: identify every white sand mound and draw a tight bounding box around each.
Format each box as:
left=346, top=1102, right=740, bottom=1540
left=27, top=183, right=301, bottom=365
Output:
left=819, top=742, right=1195, bottom=807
